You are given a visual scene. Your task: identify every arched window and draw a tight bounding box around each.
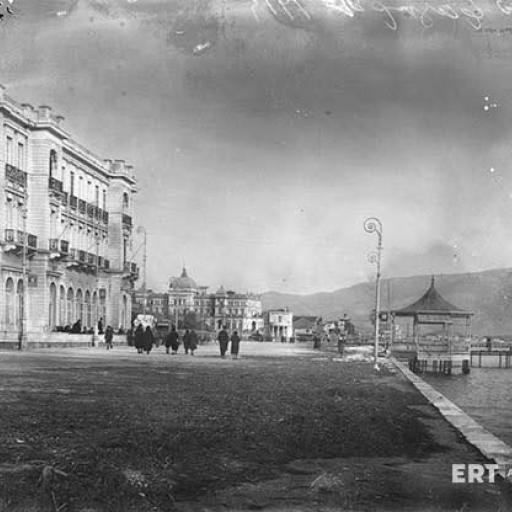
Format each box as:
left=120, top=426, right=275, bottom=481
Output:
left=59, top=285, right=66, bottom=326
left=85, top=290, right=91, bottom=329
left=122, top=294, right=128, bottom=329
left=66, top=288, right=74, bottom=326
left=49, top=283, right=57, bottom=331
left=76, top=289, right=83, bottom=324
left=123, top=192, right=129, bottom=208
left=49, top=149, right=57, bottom=178
left=92, top=291, right=98, bottom=328
left=5, top=278, right=14, bottom=326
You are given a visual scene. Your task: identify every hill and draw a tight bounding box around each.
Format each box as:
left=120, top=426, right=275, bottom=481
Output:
left=261, top=268, right=512, bottom=336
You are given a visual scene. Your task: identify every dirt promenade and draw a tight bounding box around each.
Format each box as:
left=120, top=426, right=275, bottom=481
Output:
left=0, top=342, right=510, bottom=511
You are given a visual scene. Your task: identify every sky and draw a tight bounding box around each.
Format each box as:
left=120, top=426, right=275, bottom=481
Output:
left=2, top=0, right=512, bottom=294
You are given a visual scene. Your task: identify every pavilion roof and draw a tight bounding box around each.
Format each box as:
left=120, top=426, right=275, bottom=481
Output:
left=392, top=276, right=473, bottom=317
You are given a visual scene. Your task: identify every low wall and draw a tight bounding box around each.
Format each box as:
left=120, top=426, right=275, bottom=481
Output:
left=0, top=332, right=128, bottom=350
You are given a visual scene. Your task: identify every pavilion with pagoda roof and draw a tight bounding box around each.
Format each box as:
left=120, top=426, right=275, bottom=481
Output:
left=389, top=276, right=473, bottom=375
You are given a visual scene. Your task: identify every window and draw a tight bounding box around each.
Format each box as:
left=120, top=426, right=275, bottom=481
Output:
left=6, top=136, right=13, bottom=165
left=95, top=185, right=99, bottom=206
left=18, top=143, right=24, bottom=171
left=70, top=172, right=75, bottom=196
left=49, top=149, right=57, bottom=177
left=102, top=189, right=107, bottom=210
left=123, top=192, right=129, bottom=208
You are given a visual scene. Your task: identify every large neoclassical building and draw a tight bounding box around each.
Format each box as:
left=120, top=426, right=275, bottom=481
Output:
left=134, top=268, right=263, bottom=334
left=0, top=85, right=138, bottom=348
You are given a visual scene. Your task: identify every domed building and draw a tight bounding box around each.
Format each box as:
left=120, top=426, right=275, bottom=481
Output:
left=164, top=267, right=263, bottom=334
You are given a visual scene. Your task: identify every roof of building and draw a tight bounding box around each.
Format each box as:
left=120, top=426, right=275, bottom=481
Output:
left=393, top=276, right=472, bottom=317
left=293, top=316, right=320, bottom=329
left=169, top=268, right=197, bottom=290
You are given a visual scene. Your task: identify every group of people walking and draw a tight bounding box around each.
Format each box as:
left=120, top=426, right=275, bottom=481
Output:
left=217, top=326, right=241, bottom=359
left=164, top=326, right=198, bottom=356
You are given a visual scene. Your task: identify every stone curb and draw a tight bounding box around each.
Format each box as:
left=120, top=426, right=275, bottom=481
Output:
left=390, top=357, right=512, bottom=477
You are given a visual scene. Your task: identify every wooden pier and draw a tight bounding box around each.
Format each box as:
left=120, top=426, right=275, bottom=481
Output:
left=470, top=350, right=512, bottom=369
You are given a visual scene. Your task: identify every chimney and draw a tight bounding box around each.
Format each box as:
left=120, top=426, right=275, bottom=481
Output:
left=38, top=105, right=52, bottom=122
left=21, top=103, right=35, bottom=120
left=113, top=159, right=125, bottom=173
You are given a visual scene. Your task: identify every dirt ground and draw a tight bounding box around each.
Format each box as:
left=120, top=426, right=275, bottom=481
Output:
left=0, top=342, right=511, bottom=511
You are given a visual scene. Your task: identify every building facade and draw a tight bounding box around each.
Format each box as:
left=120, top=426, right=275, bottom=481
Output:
left=0, top=85, right=138, bottom=347
left=264, top=308, right=293, bottom=341
left=133, top=268, right=264, bottom=335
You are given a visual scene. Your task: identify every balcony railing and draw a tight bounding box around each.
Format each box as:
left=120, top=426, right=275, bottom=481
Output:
left=70, top=195, right=78, bottom=209
left=122, top=214, right=132, bottom=227
left=5, top=163, right=27, bottom=188
left=48, top=177, right=63, bottom=193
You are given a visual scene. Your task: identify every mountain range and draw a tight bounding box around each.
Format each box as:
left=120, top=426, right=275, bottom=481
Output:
left=261, top=268, right=512, bottom=336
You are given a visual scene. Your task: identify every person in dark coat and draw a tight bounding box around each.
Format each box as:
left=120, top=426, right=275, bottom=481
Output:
left=165, top=326, right=180, bottom=355
left=217, top=327, right=229, bottom=358
left=189, top=329, right=198, bottom=356
left=143, top=326, right=154, bottom=354
left=97, top=317, right=104, bottom=335
left=105, top=325, right=114, bottom=350
left=183, top=329, right=191, bottom=354
left=230, top=331, right=241, bottom=359
left=134, top=324, right=144, bottom=354
left=71, top=319, right=82, bottom=334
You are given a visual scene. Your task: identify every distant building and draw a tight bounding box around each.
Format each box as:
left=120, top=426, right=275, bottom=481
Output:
left=293, top=315, right=321, bottom=340
left=132, top=289, right=168, bottom=322
left=264, top=308, right=293, bottom=341
left=132, top=268, right=264, bottom=335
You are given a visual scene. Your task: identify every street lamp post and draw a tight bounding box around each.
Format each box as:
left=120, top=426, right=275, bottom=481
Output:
left=364, top=217, right=383, bottom=369
left=19, top=206, right=28, bottom=351
left=136, top=226, right=147, bottom=315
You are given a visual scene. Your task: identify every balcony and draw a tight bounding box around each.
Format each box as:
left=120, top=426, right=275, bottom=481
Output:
left=70, top=195, right=78, bottom=210
left=122, top=214, right=132, bottom=227
left=123, top=261, right=139, bottom=280
left=78, top=199, right=86, bottom=215
left=3, top=229, right=37, bottom=255
left=5, top=163, right=27, bottom=190
left=48, top=177, right=63, bottom=194
left=49, top=239, right=70, bottom=259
